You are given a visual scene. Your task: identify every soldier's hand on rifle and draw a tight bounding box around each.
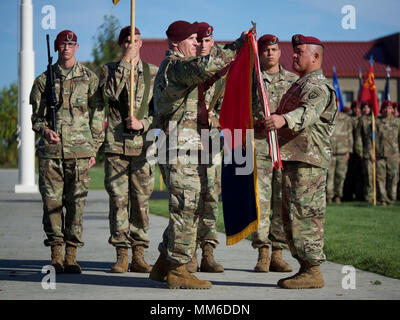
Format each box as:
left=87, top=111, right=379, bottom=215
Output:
left=371, top=154, right=376, bottom=163
left=265, top=114, right=286, bottom=131
left=89, top=156, right=96, bottom=169
left=125, top=116, right=143, bottom=130
left=44, top=128, right=60, bottom=144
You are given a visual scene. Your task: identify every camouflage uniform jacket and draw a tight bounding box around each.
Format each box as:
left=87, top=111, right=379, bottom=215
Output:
left=100, top=59, right=158, bottom=156
left=253, top=65, right=298, bottom=156
left=204, top=77, right=226, bottom=129
left=375, top=116, right=400, bottom=158
left=330, top=111, right=353, bottom=155
left=354, top=114, right=373, bottom=159
left=276, top=69, right=338, bottom=169
left=154, top=39, right=243, bottom=151
left=30, top=62, right=105, bottom=159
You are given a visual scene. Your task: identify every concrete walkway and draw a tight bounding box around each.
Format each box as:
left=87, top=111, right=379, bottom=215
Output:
left=1, top=169, right=399, bottom=301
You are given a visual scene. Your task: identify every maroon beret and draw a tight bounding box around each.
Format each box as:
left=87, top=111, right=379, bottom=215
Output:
left=258, top=34, right=279, bottom=52
left=54, top=30, right=77, bottom=51
left=166, top=20, right=199, bottom=42
left=381, top=100, right=393, bottom=108
left=118, top=26, right=141, bottom=45
left=292, top=34, right=324, bottom=48
left=393, top=102, right=399, bottom=110
left=197, top=22, right=213, bottom=41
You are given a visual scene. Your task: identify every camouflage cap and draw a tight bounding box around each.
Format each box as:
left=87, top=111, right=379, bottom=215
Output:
left=118, top=26, right=141, bottom=45
left=258, top=34, right=279, bottom=53
left=197, top=22, right=213, bottom=41
left=166, top=20, right=199, bottom=42
left=292, top=34, right=324, bottom=48
left=54, top=30, right=77, bottom=51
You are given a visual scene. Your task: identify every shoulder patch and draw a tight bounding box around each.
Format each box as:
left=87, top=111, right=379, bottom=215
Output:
left=308, top=88, right=321, bottom=100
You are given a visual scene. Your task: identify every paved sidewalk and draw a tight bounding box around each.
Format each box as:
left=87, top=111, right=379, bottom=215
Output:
left=1, top=169, right=399, bottom=301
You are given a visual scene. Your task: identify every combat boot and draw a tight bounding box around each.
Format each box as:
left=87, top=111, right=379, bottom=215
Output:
left=110, top=247, right=129, bottom=273
left=200, top=243, right=224, bottom=273
left=269, top=248, right=293, bottom=272
left=130, top=245, right=152, bottom=273
left=167, top=264, right=212, bottom=289
left=254, top=246, right=270, bottom=272
left=277, top=260, right=324, bottom=289
left=334, top=196, right=341, bottom=204
left=149, top=253, right=172, bottom=282
left=64, top=245, right=82, bottom=274
left=185, top=252, right=198, bottom=273
left=50, top=245, right=63, bottom=274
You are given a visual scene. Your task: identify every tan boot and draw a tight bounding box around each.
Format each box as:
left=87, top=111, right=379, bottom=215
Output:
left=269, top=248, right=293, bottom=272
left=278, top=261, right=324, bottom=289
left=110, top=247, right=129, bottom=273
left=130, top=246, right=152, bottom=273
left=64, top=245, right=82, bottom=274
left=334, top=196, right=341, bottom=204
left=149, top=253, right=172, bottom=282
left=167, top=264, right=212, bottom=289
left=185, top=252, right=198, bottom=273
left=200, top=243, right=224, bottom=273
left=50, top=245, right=63, bottom=274
left=254, top=246, right=270, bottom=272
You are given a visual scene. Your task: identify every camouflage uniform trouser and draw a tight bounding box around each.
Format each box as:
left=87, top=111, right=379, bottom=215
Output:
left=251, top=139, right=287, bottom=250
left=377, top=156, right=399, bottom=203
left=327, top=154, right=348, bottom=199
left=362, top=158, right=374, bottom=202
left=105, top=153, right=154, bottom=248
left=39, top=157, right=90, bottom=248
left=197, top=151, right=222, bottom=248
left=281, top=161, right=326, bottom=266
left=158, top=153, right=206, bottom=265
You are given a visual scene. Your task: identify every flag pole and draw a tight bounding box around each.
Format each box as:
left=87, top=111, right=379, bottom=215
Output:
left=130, top=0, right=135, bottom=118
left=370, top=55, right=376, bottom=206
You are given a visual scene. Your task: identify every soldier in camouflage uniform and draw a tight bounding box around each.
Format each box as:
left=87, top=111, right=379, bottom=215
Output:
left=265, top=34, right=337, bottom=289
left=252, top=34, right=297, bottom=273
left=343, top=101, right=363, bottom=201
left=185, top=22, right=225, bottom=274
left=327, top=111, right=353, bottom=203
left=375, top=100, right=400, bottom=205
left=30, top=30, right=105, bottom=274
left=355, top=103, right=374, bottom=203
left=99, top=26, right=158, bottom=273
left=149, top=20, right=247, bottom=289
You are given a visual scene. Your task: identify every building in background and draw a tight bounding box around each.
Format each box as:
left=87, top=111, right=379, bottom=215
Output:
left=138, top=32, right=400, bottom=107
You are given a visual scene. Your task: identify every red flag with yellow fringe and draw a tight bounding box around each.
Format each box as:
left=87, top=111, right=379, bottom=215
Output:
left=219, top=33, right=260, bottom=245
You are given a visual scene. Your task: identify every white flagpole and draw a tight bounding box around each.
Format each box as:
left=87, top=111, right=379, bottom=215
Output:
left=15, top=0, right=38, bottom=193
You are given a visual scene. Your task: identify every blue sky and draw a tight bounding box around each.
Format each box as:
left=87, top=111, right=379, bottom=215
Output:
left=1, top=0, right=399, bottom=89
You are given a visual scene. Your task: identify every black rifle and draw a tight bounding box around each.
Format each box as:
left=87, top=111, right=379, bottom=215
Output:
left=46, top=34, right=57, bottom=132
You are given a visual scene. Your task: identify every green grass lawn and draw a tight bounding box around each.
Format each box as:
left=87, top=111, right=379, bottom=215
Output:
left=151, top=199, right=400, bottom=280
left=89, top=164, right=167, bottom=191
left=89, top=167, right=400, bottom=279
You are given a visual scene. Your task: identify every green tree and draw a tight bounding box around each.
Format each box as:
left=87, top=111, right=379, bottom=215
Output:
left=0, top=83, right=18, bottom=167
left=89, top=13, right=121, bottom=75
left=88, top=13, right=122, bottom=164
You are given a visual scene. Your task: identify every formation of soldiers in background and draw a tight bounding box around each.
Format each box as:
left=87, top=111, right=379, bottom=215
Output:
left=329, top=99, right=400, bottom=206
left=29, top=20, right=399, bottom=291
